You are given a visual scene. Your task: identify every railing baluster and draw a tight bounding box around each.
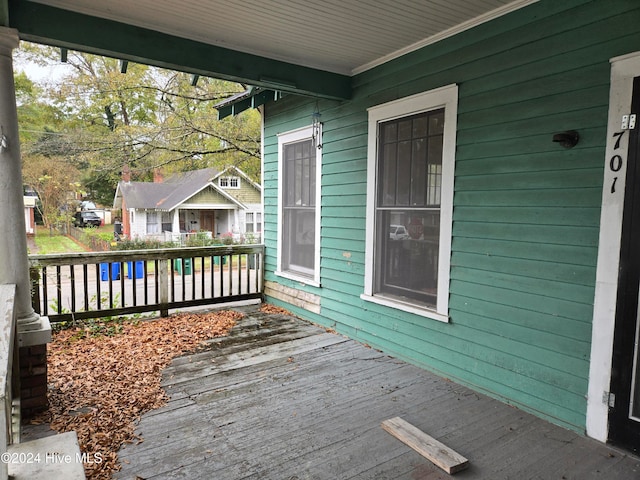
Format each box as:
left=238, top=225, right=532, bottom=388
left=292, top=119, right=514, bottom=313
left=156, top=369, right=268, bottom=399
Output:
left=253, top=253, right=262, bottom=293
left=143, top=260, right=149, bottom=305
left=83, top=264, right=89, bottom=311
left=181, top=259, right=186, bottom=302
left=245, top=254, right=250, bottom=294
left=131, top=261, right=137, bottom=307
left=210, top=255, right=215, bottom=298
left=219, top=254, right=224, bottom=298
left=238, top=254, right=242, bottom=295
left=56, top=266, right=62, bottom=315
left=69, top=265, right=76, bottom=313
left=95, top=263, right=101, bottom=310
left=42, top=266, right=48, bottom=316
left=120, top=261, right=126, bottom=307
left=108, top=263, right=114, bottom=309
left=191, top=257, right=196, bottom=301
left=154, top=260, right=159, bottom=304
left=200, top=256, right=205, bottom=299
left=228, top=254, right=233, bottom=296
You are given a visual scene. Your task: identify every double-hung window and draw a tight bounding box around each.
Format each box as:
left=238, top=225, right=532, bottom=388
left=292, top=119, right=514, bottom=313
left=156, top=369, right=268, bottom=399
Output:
left=277, top=125, right=321, bottom=285
left=363, top=85, right=458, bottom=322
left=146, top=211, right=159, bottom=234
left=246, top=212, right=262, bottom=233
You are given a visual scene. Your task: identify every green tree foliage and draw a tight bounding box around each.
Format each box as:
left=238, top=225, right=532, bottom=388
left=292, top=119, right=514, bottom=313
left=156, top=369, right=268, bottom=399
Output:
left=15, top=43, right=261, bottom=207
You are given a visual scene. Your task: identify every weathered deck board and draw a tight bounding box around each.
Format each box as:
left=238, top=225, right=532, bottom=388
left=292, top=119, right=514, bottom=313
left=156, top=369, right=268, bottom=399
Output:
left=116, top=307, right=640, bottom=479
left=381, top=417, right=469, bottom=474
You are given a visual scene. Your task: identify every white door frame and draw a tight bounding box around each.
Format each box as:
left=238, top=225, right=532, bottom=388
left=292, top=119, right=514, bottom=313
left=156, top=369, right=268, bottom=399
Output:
left=588, top=51, right=640, bottom=442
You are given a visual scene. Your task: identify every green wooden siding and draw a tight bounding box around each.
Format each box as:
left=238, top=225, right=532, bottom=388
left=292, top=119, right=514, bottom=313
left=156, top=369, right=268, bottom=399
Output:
left=184, top=186, right=231, bottom=205
left=220, top=179, right=261, bottom=205
left=262, top=0, right=640, bottom=432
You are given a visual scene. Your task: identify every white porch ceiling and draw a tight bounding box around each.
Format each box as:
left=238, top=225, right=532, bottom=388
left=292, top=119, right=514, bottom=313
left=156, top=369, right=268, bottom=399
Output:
left=29, top=0, right=534, bottom=76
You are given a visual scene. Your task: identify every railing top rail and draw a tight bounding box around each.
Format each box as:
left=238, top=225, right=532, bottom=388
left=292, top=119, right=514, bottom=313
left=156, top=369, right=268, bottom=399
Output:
left=29, top=244, right=265, bottom=266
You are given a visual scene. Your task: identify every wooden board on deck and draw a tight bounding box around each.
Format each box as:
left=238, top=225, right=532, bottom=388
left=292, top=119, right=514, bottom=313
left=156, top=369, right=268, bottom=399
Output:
left=382, top=416, right=469, bottom=474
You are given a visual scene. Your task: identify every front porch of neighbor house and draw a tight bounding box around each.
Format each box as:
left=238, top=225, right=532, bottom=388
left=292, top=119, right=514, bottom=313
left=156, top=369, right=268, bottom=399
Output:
left=74, top=305, right=638, bottom=479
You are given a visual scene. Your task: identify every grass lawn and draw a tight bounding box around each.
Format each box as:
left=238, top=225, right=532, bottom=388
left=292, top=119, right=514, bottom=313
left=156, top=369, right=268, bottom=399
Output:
left=33, top=226, right=87, bottom=254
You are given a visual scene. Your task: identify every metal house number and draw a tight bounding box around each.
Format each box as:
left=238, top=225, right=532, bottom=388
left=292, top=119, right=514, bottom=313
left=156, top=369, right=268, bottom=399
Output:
left=610, top=130, right=626, bottom=194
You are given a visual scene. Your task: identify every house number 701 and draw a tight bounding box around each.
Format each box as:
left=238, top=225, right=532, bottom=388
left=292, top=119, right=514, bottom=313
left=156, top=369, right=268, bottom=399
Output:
left=610, top=130, right=626, bottom=194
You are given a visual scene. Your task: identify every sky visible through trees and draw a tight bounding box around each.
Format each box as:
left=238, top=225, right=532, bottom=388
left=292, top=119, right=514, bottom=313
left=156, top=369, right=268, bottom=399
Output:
left=14, top=42, right=261, bottom=226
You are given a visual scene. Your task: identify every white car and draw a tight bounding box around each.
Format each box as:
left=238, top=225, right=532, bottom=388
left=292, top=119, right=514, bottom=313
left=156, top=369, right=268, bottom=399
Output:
left=389, top=225, right=409, bottom=240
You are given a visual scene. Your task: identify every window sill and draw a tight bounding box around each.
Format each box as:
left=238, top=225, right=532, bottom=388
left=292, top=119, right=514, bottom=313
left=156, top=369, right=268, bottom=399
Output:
left=275, top=270, right=321, bottom=288
left=360, top=294, right=449, bottom=323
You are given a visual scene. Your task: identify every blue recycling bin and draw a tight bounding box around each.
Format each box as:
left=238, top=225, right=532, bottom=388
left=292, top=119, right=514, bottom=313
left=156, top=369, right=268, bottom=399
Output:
left=127, top=261, right=144, bottom=279
left=100, top=262, right=120, bottom=281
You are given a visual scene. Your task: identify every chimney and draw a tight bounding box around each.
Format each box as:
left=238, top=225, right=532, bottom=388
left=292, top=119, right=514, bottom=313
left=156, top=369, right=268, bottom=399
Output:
left=122, top=164, right=131, bottom=183
left=154, top=168, right=164, bottom=183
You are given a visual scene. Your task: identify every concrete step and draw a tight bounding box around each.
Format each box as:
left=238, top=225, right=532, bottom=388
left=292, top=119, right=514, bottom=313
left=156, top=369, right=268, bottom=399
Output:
left=7, top=431, right=85, bottom=479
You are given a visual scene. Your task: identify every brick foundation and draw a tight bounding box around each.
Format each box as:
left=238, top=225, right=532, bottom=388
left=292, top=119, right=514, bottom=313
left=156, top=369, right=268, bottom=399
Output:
left=19, top=344, right=48, bottom=420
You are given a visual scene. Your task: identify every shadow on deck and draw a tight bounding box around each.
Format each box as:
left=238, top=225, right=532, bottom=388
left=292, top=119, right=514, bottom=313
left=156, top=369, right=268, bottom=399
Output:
left=115, top=307, right=640, bottom=479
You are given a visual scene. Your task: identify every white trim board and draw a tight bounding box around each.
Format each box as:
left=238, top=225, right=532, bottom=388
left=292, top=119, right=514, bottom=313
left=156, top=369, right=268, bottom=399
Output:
left=362, top=84, right=457, bottom=322
left=587, top=51, right=640, bottom=443
left=352, top=0, right=539, bottom=75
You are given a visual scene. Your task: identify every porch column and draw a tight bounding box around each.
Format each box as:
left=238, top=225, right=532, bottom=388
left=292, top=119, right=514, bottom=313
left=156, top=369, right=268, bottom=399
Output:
left=0, top=28, right=51, bottom=346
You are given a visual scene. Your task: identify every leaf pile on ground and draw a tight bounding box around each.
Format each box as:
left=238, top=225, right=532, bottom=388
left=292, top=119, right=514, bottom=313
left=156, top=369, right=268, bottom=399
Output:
left=33, top=310, right=242, bottom=480
left=260, top=303, right=292, bottom=315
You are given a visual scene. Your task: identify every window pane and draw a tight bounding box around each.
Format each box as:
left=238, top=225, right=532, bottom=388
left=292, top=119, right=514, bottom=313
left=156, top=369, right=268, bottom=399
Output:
left=411, top=138, right=427, bottom=206
left=398, top=119, right=412, bottom=141
left=283, top=208, right=315, bottom=272
left=429, top=111, right=445, bottom=135
left=309, top=156, right=316, bottom=207
left=396, top=141, right=411, bottom=205
left=380, top=143, right=397, bottom=206
left=282, top=138, right=315, bottom=278
left=375, top=210, right=440, bottom=306
left=383, top=122, right=397, bottom=143
left=413, top=115, right=428, bottom=137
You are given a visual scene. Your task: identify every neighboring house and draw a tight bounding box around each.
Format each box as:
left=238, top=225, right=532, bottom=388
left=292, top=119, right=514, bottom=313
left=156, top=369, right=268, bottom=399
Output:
left=113, top=167, right=262, bottom=242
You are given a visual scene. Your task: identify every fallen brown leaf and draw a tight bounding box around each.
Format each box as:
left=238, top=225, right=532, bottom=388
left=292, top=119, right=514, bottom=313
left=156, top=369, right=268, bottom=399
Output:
left=31, top=310, right=241, bottom=480
left=260, top=303, right=292, bottom=315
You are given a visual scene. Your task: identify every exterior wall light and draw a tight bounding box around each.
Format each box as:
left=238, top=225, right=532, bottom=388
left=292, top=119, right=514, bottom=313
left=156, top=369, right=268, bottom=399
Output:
left=553, top=130, right=579, bottom=148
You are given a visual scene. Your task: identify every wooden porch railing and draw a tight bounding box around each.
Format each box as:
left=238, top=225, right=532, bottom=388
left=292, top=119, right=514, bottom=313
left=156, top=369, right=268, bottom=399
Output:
left=0, top=285, right=20, bottom=480
left=28, top=245, right=264, bottom=323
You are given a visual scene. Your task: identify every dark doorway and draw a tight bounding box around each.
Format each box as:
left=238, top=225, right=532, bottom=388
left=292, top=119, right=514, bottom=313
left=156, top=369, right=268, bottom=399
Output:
left=610, top=75, right=640, bottom=454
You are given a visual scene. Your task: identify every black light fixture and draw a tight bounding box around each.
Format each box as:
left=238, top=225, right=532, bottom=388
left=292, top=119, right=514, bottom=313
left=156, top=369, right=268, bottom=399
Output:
left=552, top=130, right=579, bottom=149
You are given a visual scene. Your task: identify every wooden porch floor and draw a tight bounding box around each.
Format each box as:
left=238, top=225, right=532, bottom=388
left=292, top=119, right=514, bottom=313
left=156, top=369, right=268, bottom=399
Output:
left=115, top=307, right=640, bottom=479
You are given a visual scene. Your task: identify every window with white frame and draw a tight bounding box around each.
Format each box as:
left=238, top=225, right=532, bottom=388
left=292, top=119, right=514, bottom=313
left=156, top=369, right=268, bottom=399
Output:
left=363, top=85, right=457, bottom=322
left=277, top=125, right=321, bottom=284
left=219, top=176, right=240, bottom=188
left=146, top=211, right=159, bottom=234
left=245, top=212, right=262, bottom=233
left=161, top=211, right=173, bottom=232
